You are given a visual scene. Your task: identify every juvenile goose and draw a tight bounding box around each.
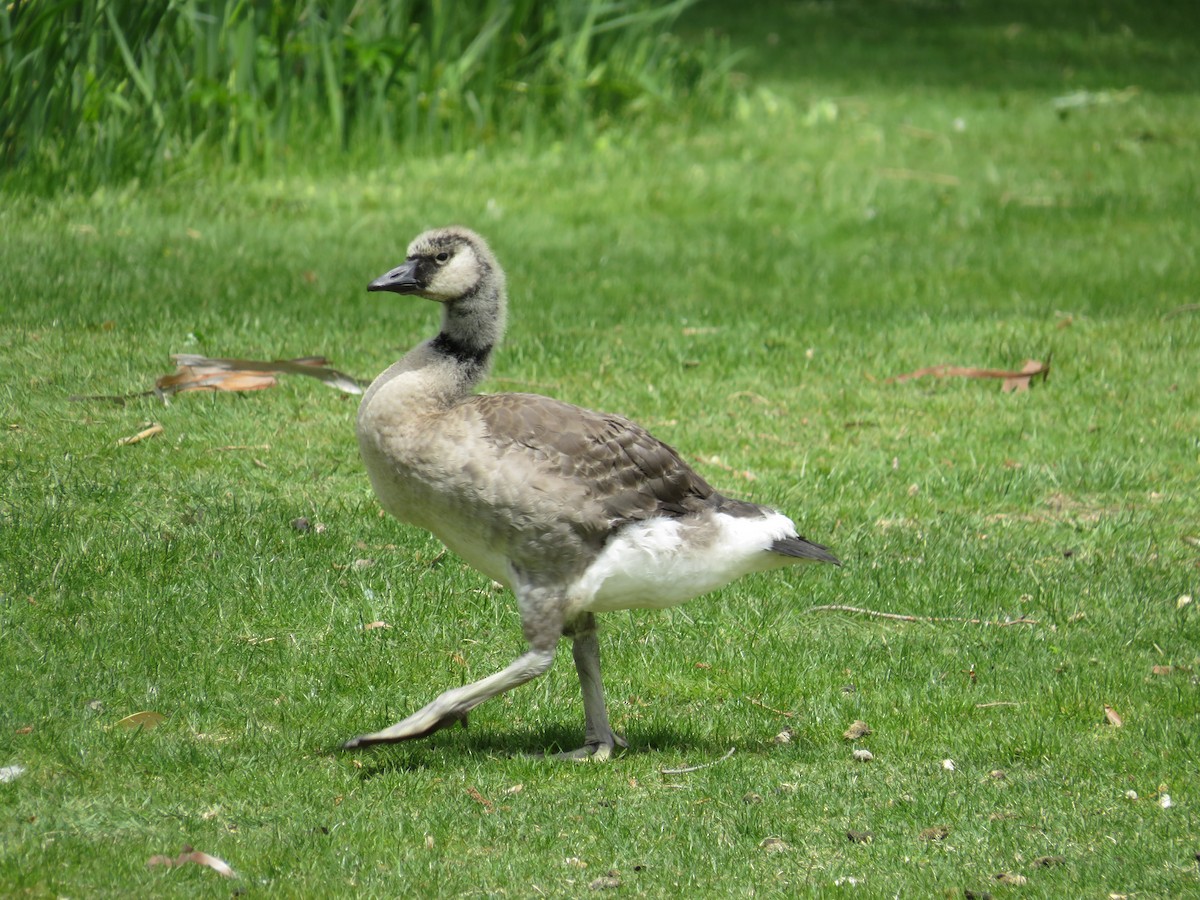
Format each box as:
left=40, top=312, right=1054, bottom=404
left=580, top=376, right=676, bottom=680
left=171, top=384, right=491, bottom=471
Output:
left=345, top=226, right=840, bottom=759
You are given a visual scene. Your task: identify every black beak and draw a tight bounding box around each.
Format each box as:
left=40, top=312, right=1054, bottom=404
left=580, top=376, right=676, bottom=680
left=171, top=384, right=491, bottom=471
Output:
left=368, top=260, right=422, bottom=294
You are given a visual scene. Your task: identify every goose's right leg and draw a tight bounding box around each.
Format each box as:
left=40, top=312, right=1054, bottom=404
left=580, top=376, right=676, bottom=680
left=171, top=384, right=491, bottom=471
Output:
left=551, top=613, right=627, bottom=761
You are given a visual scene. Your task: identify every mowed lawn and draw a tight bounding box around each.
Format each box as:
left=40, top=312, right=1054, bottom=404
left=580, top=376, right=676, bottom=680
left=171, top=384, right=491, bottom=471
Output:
left=2, top=1, right=1198, bottom=896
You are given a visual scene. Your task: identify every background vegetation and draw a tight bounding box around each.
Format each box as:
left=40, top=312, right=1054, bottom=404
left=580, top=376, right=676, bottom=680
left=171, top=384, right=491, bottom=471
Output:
left=1, top=0, right=728, bottom=191
left=2, top=0, right=1198, bottom=896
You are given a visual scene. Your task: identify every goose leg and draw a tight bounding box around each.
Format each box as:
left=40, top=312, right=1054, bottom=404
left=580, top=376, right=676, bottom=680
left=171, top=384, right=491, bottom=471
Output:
left=343, top=647, right=555, bottom=750
left=551, top=614, right=627, bottom=761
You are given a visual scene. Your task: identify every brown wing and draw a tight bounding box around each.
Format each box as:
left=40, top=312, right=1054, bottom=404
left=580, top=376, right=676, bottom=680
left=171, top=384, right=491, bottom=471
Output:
left=472, top=392, right=717, bottom=531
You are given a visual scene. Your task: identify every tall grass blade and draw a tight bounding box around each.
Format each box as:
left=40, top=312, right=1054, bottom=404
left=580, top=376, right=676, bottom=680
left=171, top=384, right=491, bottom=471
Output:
left=1, top=0, right=732, bottom=192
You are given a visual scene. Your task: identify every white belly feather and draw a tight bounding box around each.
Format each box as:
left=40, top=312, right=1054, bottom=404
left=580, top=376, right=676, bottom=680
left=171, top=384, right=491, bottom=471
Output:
left=572, top=511, right=800, bottom=613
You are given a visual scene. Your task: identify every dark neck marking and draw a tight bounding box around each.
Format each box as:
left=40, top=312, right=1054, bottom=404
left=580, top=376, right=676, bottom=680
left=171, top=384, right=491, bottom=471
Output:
left=431, top=332, right=492, bottom=370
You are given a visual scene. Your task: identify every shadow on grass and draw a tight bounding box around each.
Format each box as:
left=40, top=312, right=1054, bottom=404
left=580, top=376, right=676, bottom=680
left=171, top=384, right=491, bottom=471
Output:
left=687, top=0, right=1199, bottom=94
left=342, top=722, right=740, bottom=776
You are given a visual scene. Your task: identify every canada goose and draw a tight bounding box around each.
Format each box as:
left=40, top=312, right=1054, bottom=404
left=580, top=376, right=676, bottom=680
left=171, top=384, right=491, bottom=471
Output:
left=344, top=226, right=840, bottom=759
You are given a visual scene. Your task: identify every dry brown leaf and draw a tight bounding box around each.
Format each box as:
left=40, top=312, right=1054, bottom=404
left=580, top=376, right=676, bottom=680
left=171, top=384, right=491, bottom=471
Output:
left=1104, top=705, right=1124, bottom=727
left=994, top=872, right=1027, bottom=886
left=156, top=363, right=277, bottom=395
left=919, top=825, right=949, bottom=841
left=147, top=846, right=237, bottom=878
left=888, top=357, right=1050, bottom=393
left=363, top=621, right=391, bottom=631
left=843, top=720, right=872, bottom=740
left=116, top=423, right=164, bottom=446
left=1001, top=358, right=1052, bottom=393
left=116, top=711, right=166, bottom=731
left=1032, top=855, right=1065, bottom=868
left=155, top=354, right=364, bottom=400
left=589, top=871, right=622, bottom=890
left=1151, top=665, right=1174, bottom=676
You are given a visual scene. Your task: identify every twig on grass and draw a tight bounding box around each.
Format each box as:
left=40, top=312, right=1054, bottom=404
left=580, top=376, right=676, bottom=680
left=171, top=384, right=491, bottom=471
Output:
left=1162, top=303, right=1200, bottom=320
left=887, top=357, right=1051, bottom=393
left=879, top=167, right=960, bottom=186
left=465, top=786, right=493, bottom=812
left=747, top=697, right=795, bottom=718
left=661, top=747, right=736, bottom=775
left=116, top=423, right=164, bottom=446
left=805, top=605, right=1039, bottom=627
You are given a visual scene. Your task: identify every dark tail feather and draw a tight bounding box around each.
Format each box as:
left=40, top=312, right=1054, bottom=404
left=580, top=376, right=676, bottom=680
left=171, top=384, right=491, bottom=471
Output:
left=771, top=535, right=841, bottom=566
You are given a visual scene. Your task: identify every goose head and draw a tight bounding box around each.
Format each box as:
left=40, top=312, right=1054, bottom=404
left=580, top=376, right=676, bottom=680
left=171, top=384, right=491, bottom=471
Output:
left=368, top=226, right=502, bottom=304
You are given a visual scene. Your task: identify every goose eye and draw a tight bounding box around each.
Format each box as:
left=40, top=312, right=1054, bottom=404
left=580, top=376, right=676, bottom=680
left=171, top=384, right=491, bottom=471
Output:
left=434, top=251, right=451, bottom=264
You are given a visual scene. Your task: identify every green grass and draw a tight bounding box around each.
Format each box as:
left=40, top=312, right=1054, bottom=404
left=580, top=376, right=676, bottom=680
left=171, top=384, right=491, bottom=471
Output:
left=2, top=0, right=1199, bottom=896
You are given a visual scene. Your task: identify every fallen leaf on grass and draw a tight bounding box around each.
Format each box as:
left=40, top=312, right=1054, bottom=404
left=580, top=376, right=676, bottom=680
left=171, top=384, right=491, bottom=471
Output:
left=1032, top=855, right=1065, bottom=868
left=116, top=423, right=164, bottom=446
left=919, top=825, right=949, bottom=842
left=846, top=830, right=874, bottom=844
left=843, top=720, right=871, bottom=740
left=1103, top=705, right=1124, bottom=727
left=115, top=711, right=166, bottom=731
left=147, top=846, right=237, bottom=878
left=72, top=354, right=364, bottom=405
left=363, top=621, right=391, bottom=632
left=887, top=358, right=1050, bottom=393
left=158, top=354, right=364, bottom=398
left=852, top=748, right=874, bottom=762
left=994, top=872, right=1027, bottom=886
left=759, top=837, right=790, bottom=853
left=589, top=871, right=621, bottom=890
left=1151, top=665, right=1174, bottom=676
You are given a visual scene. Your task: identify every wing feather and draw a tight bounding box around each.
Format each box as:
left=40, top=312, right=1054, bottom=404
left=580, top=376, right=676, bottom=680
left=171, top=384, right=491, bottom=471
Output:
left=472, top=393, right=716, bottom=533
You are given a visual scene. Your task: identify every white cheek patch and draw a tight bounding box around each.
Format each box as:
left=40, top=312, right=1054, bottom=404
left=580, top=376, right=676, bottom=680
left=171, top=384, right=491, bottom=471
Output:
left=426, top=251, right=480, bottom=300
